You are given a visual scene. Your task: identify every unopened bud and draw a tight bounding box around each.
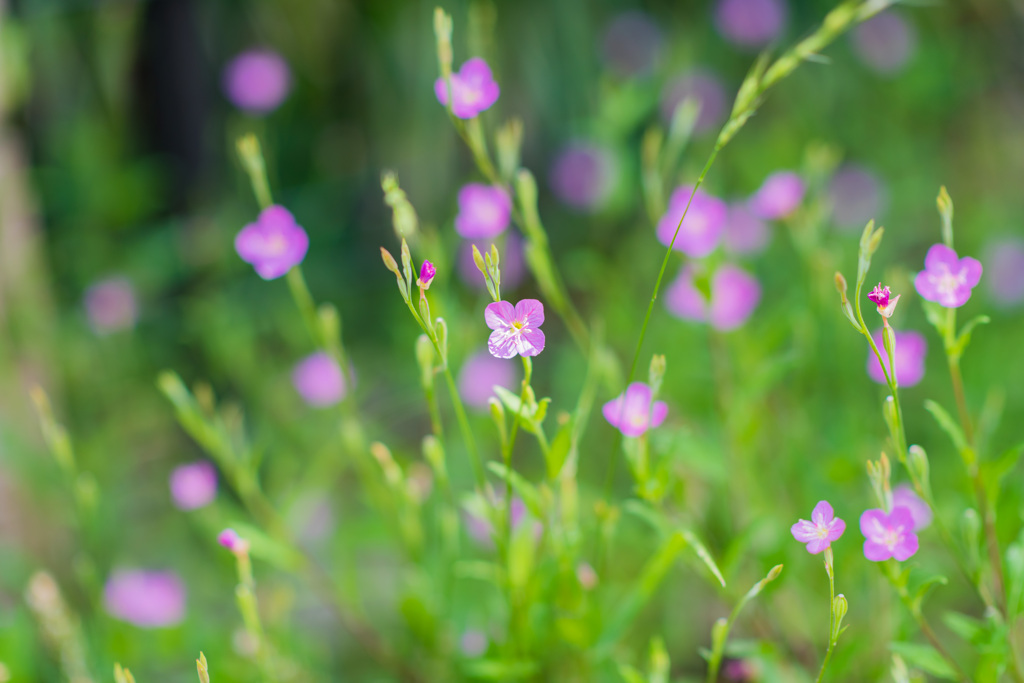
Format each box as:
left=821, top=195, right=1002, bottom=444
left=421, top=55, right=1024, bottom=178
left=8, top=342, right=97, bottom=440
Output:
left=218, top=529, right=250, bottom=555
left=908, top=445, right=930, bottom=495
left=417, top=260, right=436, bottom=289
left=831, top=594, right=849, bottom=642
left=197, top=652, right=210, bottom=683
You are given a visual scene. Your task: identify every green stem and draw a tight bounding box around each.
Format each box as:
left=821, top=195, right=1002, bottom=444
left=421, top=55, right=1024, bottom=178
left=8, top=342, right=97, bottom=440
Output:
left=815, top=553, right=837, bottom=683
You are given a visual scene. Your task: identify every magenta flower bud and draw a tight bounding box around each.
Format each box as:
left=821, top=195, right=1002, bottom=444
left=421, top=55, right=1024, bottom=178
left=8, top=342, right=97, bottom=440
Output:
left=660, top=69, right=728, bottom=134
left=892, top=485, right=932, bottom=531
left=169, top=461, right=217, bottom=511
left=867, top=328, right=926, bottom=387
left=222, top=49, right=291, bottom=114
left=656, top=186, right=728, bottom=257
left=234, top=205, right=309, bottom=280
left=722, top=203, right=770, bottom=255
left=828, top=164, right=887, bottom=232
left=218, top=528, right=250, bottom=554
left=914, top=244, right=983, bottom=308
left=714, top=0, right=787, bottom=49
left=860, top=506, right=919, bottom=561
left=666, top=264, right=762, bottom=331
left=602, top=382, right=668, bottom=438
left=484, top=299, right=545, bottom=359
left=984, top=238, right=1024, bottom=307
left=458, top=349, right=518, bottom=411
left=292, top=351, right=347, bottom=408
left=601, top=12, right=663, bottom=78
left=852, top=11, right=916, bottom=75
left=549, top=143, right=616, bottom=212
left=455, top=184, right=512, bottom=239
left=434, top=57, right=500, bottom=119
left=418, top=260, right=436, bottom=289
left=867, top=283, right=901, bottom=318
left=458, top=235, right=525, bottom=290
left=84, top=277, right=138, bottom=334
left=749, top=171, right=805, bottom=220
left=103, top=570, right=185, bottom=628
left=790, top=501, right=846, bottom=554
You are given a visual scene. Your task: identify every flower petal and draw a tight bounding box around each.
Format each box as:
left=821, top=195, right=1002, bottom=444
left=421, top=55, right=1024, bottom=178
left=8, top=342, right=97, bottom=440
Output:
left=602, top=396, right=626, bottom=429
left=914, top=269, right=940, bottom=303
left=924, top=243, right=959, bottom=271
left=859, top=508, right=889, bottom=541
left=960, top=256, right=982, bottom=288
left=811, top=501, right=834, bottom=526
left=827, top=517, right=847, bottom=542
left=806, top=537, right=831, bottom=554
left=650, top=401, right=668, bottom=429
left=863, top=540, right=893, bottom=562
left=459, top=57, right=494, bottom=86
left=487, top=328, right=519, bottom=359
left=484, top=301, right=517, bottom=330
left=517, top=327, right=545, bottom=357
left=514, top=299, right=545, bottom=328
left=893, top=532, right=919, bottom=561
left=889, top=505, right=916, bottom=531
left=791, top=519, right=819, bottom=543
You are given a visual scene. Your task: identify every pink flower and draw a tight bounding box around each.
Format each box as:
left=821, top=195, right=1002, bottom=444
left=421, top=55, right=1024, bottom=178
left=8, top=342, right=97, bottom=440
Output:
left=418, top=260, right=436, bottom=289
left=666, top=264, right=761, bottom=331
left=455, top=184, right=512, bottom=239
left=458, top=234, right=525, bottom=290
left=222, top=49, right=291, bottom=114
left=984, top=238, right=1024, bottom=307
left=549, top=143, right=616, bottom=212
left=828, top=164, right=886, bottom=232
left=892, top=485, right=932, bottom=531
left=84, top=277, right=138, bottom=334
left=660, top=69, right=728, bottom=134
left=218, top=528, right=250, bottom=554
left=860, top=506, right=919, bottom=561
left=715, top=0, right=788, bottom=49
left=103, top=570, right=185, bottom=628
left=292, top=351, right=347, bottom=407
left=484, top=299, right=545, bottom=359
left=791, top=501, right=846, bottom=554
left=867, top=329, right=926, bottom=387
left=235, top=205, right=309, bottom=280
left=602, top=382, right=668, bottom=437
left=852, top=11, right=916, bottom=75
left=458, top=350, right=518, bottom=410
left=749, top=171, right=805, bottom=220
left=914, top=244, right=983, bottom=308
left=722, top=203, right=770, bottom=255
left=656, top=186, right=728, bottom=257
left=434, top=57, right=500, bottom=119
left=169, top=461, right=217, bottom=511
left=601, top=12, right=664, bottom=77
left=867, top=283, right=900, bottom=318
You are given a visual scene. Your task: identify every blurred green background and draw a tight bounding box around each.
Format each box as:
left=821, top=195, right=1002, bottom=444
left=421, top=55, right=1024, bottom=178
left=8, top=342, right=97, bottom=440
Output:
left=2, top=0, right=1024, bottom=681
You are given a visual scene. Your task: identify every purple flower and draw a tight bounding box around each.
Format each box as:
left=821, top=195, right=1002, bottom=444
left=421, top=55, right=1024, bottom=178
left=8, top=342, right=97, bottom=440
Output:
left=722, top=203, right=770, bottom=255
left=852, top=11, right=916, bottom=75
left=656, top=186, right=728, bottom=257
left=465, top=497, right=527, bottom=547
left=715, top=0, right=787, bottom=49
left=984, top=238, right=1024, bottom=307
left=222, top=49, right=291, bottom=114
left=602, top=382, right=668, bottom=437
left=666, top=264, right=762, bottom=331
left=418, top=260, right=436, bottom=289
left=549, top=143, right=616, bottom=212
left=892, top=485, right=932, bottom=531
left=218, top=528, right=250, bottom=554
left=790, top=500, right=846, bottom=554
left=434, top=57, right=500, bottom=119
left=84, top=277, right=138, bottom=334
left=169, top=461, right=217, bottom=511
left=292, top=351, right=347, bottom=407
left=484, top=299, right=545, bottom=359
left=458, top=234, right=525, bottom=290
left=749, top=171, right=805, bottom=220
left=235, top=205, right=309, bottom=280
left=867, top=283, right=900, bottom=318
left=103, top=570, right=185, bottom=628
left=867, top=328, right=926, bottom=387
left=914, top=244, right=983, bottom=308
left=660, top=69, right=728, bottom=134
left=602, top=12, right=664, bottom=78
left=860, top=506, right=919, bottom=561
left=828, top=164, right=886, bottom=232
left=458, top=349, right=518, bottom=411
left=455, top=184, right=512, bottom=239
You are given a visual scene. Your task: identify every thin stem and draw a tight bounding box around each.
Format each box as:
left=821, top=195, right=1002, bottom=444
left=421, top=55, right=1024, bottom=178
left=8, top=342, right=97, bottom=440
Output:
left=441, top=365, right=485, bottom=489
left=815, top=553, right=836, bottom=683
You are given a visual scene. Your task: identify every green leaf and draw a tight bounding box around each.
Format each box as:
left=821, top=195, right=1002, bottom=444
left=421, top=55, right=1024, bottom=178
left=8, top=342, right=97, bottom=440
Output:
left=681, top=529, right=727, bottom=588
left=911, top=574, right=948, bottom=614
left=950, top=315, right=990, bottom=358
left=546, top=420, right=572, bottom=480
left=922, top=299, right=949, bottom=337
left=981, top=442, right=1024, bottom=507
left=924, top=400, right=975, bottom=467
left=942, top=612, right=984, bottom=644
left=888, top=642, right=958, bottom=680
left=487, top=462, right=546, bottom=519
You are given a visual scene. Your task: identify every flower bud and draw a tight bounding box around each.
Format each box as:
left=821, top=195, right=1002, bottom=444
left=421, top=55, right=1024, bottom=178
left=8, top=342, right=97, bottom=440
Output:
left=831, top=594, right=849, bottom=643
left=218, top=529, right=250, bottom=555
left=417, top=260, right=436, bottom=289
left=197, top=653, right=210, bottom=683
left=908, top=445, right=930, bottom=496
